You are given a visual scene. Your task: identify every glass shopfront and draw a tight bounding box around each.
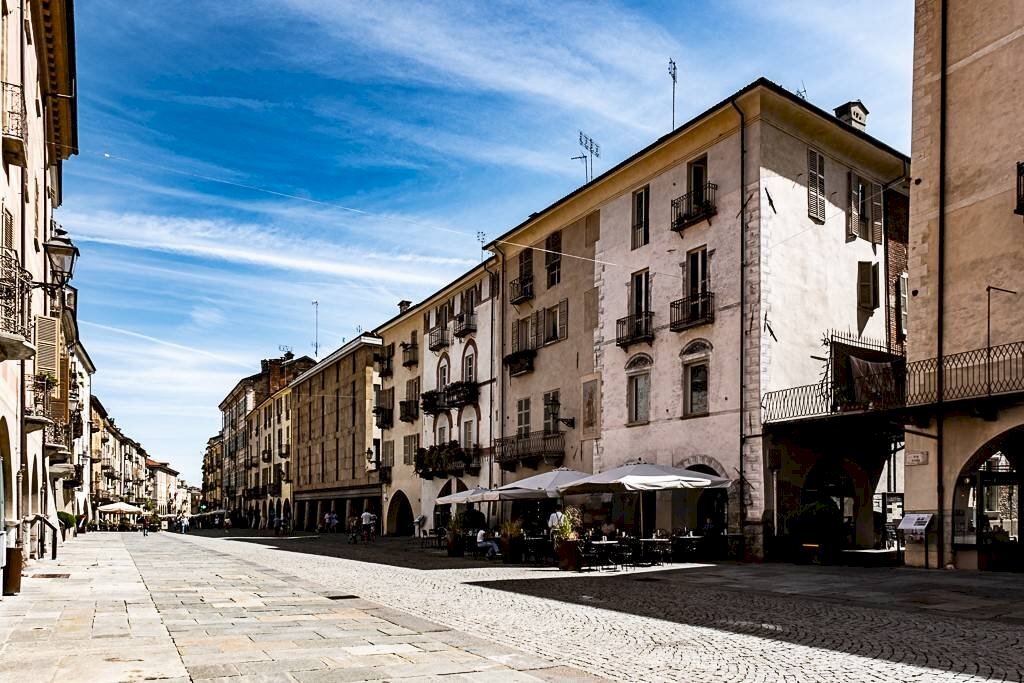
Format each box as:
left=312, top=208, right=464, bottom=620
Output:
left=953, top=453, right=1021, bottom=571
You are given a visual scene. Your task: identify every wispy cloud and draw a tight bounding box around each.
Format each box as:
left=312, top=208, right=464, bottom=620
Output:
left=81, top=320, right=253, bottom=368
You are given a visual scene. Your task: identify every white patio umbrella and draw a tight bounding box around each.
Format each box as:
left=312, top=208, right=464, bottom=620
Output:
left=97, top=501, right=144, bottom=515
left=435, top=486, right=492, bottom=505
left=557, top=462, right=731, bottom=535
left=478, top=468, right=589, bottom=501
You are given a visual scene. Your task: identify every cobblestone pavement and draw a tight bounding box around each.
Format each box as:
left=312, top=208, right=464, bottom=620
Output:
left=0, top=533, right=598, bottom=682
left=175, top=532, right=1024, bottom=683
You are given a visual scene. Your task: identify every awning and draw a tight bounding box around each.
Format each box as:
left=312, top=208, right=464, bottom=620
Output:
left=97, top=501, right=144, bottom=514
left=479, top=468, right=588, bottom=501
left=436, top=486, right=492, bottom=505
left=558, top=462, right=731, bottom=495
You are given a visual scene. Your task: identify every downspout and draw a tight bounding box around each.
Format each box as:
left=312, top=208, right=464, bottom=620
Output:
left=492, top=245, right=506, bottom=490
left=17, top=0, right=28, bottom=553
left=730, top=96, right=746, bottom=548
left=935, top=0, right=948, bottom=568
left=482, top=257, right=497, bottom=491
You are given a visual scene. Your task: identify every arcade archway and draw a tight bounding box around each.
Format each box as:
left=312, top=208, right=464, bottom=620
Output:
left=386, top=490, right=415, bottom=536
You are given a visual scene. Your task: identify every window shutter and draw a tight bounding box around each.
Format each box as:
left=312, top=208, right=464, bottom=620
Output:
left=532, top=309, right=544, bottom=348
left=899, top=272, right=909, bottom=337
left=846, top=171, right=858, bottom=242
left=34, top=315, right=59, bottom=376
left=871, top=262, right=880, bottom=309
left=511, top=319, right=520, bottom=353
left=2, top=208, right=12, bottom=250
left=638, top=373, right=650, bottom=422
left=423, top=312, right=430, bottom=333
left=558, top=299, right=568, bottom=340
left=870, top=182, right=883, bottom=244
left=807, top=149, right=825, bottom=222
left=857, top=261, right=873, bottom=309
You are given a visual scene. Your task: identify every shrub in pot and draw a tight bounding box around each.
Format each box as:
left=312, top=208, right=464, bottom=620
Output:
left=446, top=512, right=465, bottom=557
left=553, top=506, right=582, bottom=571
left=500, top=520, right=524, bottom=563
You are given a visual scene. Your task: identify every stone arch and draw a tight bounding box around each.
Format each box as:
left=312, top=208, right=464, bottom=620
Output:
left=386, top=489, right=415, bottom=536
left=675, top=454, right=727, bottom=477
left=434, top=412, right=453, bottom=443
left=680, top=339, right=713, bottom=358
left=436, top=352, right=451, bottom=388
left=625, top=353, right=653, bottom=371
left=460, top=339, right=478, bottom=382
left=0, top=417, right=12, bottom=522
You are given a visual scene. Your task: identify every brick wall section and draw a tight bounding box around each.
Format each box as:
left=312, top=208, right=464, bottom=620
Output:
left=886, top=190, right=910, bottom=356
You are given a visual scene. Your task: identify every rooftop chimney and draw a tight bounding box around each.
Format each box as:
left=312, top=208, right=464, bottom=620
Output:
left=398, top=300, right=412, bottom=313
left=834, top=100, right=869, bottom=131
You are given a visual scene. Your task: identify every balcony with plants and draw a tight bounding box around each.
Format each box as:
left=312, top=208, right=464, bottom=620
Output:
left=428, top=326, right=450, bottom=352
left=453, top=312, right=477, bottom=338
left=420, top=389, right=448, bottom=416
left=444, top=380, right=479, bottom=407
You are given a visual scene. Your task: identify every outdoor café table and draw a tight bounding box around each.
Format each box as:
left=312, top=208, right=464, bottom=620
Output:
left=640, top=538, right=671, bottom=565
left=673, top=534, right=703, bottom=560
left=590, top=539, right=619, bottom=569
left=524, top=536, right=550, bottom=564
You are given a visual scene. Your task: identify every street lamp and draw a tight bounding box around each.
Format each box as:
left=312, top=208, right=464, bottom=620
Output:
left=43, top=235, right=79, bottom=290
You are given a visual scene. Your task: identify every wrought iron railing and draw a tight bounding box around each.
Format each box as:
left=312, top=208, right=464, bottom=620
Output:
left=420, top=389, right=447, bottom=415
left=509, top=274, right=534, bottom=304
left=373, top=406, right=393, bottom=429
left=261, top=449, right=272, bottom=463
left=670, top=292, right=714, bottom=331
left=2, top=82, right=26, bottom=144
left=25, top=374, right=51, bottom=421
left=377, top=354, right=393, bottom=377
left=762, top=340, right=1024, bottom=423
left=278, top=444, right=290, bottom=459
left=444, top=380, right=478, bottom=407
left=43, top=421, right=71, bottom=453
left=454, top=312, right=477, bottom=337
left=495, top=430, right=565, bottom=465
left=0, top=249, right=31, bottom=341
left=399, top=399, right=419, bottom=422
left=428, top=326, right=450, bottom=352
left=401, top=344, right=419, bottom=367
left=671, top=182, right=717, bottom=231
left=631, top=219, right=648, bottom=250
left=616, top=311, right=655, bottom=348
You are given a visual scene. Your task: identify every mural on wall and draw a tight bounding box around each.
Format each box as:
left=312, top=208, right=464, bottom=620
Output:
left=582, top=379, right=601, bottom=439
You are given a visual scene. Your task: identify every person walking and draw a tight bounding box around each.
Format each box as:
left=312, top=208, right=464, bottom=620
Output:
left=360, top=509, right=373, bottom=541
left=141, top=518, right=149, bottom=537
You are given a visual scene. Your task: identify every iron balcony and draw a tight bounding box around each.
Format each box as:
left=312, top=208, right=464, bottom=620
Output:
left=616, top=311, right=655, bottom=348
left=671, top=182, right=718, bottom=231
left=444, top=380, right=478, bottom=407
left=399, top=399, right=419, bottom=422
left=0, top=248, right=33, bottom=360
left=1, top=82, right=26, bottom=167
left=420, top=389, right=448, bottom=415
left=453, top=312, right=477, bottom=338
left=377, top=354, right=393, bottom=378
left=670, top=292, right=715, bottom=331
left=428, top=326, right=450, bottom=352
left=373, top=406, right=393, bottom=429
left=1016, top=161, right=1024, bottom=216
left=495, top=430, right=565, bottom=470
left=509, top=274, right=534, bottom=304
left=261, top=449, right=272, bottom=463
left=401, top=344, right=419, bottom=367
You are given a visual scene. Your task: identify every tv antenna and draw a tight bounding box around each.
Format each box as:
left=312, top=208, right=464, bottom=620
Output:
left=668, top=58, right=678, bottom=129
left=311, top=300, right=319, bottom=358
left=578, top=131, right=600, bottom=182
left=796, top=80, right=807, bottom=100
left=571, top=154, right=587, bottom=183
left=277, top=344, right=292, bottom=354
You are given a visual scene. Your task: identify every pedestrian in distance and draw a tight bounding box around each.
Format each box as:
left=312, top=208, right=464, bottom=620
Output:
left=360, top=509, right=374, bottom=542
left=224, top=517, right=232, bottom=535
left=141, top=518, right=149, bottom=537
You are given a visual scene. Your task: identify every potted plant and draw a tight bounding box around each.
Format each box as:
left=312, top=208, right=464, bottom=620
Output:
left=499, top=519, right=524, bottom=563
left=553, top=506, right=582, bottom=571
left=414, top=448, right=434, bottom=479
left=446, top=511, right=465, bottom=557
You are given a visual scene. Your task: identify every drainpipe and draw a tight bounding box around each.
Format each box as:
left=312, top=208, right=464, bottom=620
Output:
left=17, top=0, right=28, bottom=555
left=482, top=257, right=497, bottom=492
left=492, top=245, right=506, bottom=491
left=729, top=96, right=746, bottom=550
left=935, top=0, right=948, bottom=569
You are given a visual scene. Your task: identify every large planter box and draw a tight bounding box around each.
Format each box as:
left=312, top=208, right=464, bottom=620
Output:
left=500, top=535, right=524, bottom=563
left=555, top=540, right=581, bottom=571
left=446, top=535, right=464, bottom=557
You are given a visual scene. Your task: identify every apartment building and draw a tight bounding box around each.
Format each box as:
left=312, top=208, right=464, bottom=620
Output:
left=374, top=262, right=499, bottom=533
left=0, top=0, right=81, bottom=563
left=57, top=339, right=93, bottom=522
left=291, top=334, right=382, bottom=531
left=146, top=459, right=179, bottom=516
left=245, top=383, right=295, bottom=527
left=90, top=396, right=122, bottom=506
left=201, top=435, right=223, bottom=512
left=486, top=204, right=601, bottom=488
left=902, top=0, right=1024, bottom=571
left=217, top=352, right=313, bottom=525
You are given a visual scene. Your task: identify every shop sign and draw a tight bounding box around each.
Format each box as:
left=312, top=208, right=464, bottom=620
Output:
left=905, top=451, right=929, bottom=466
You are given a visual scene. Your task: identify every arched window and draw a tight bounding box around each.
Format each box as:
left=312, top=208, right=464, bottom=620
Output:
left=680, top=340, right=711, bottom=417
left=626, top=354, right=653, bottom=425
left=437, top=356, right=449, bottom=389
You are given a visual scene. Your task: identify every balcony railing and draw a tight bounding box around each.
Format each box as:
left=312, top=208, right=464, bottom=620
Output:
left=509, top=274, right=534, bottom=304
left=454, top=312, right=477, bottom=338
left=428, top=326, right=450, bottom=352
left=670, top=292, right=715, bottom=331
left=267, top=481, right=281, bottom=497
left=762, top=340, right=1024, bottom=423
left=616, top=312, right=655, bottom=348
left=495, top=430, right=565, bottom=468
left=0, top=249, right=32, bottom=358
left=444, top=380, right=478, bottom=407
left=503, top=348, right=536, bottom=377
left=24, top=374, right=52, bottom=431
left=401, top=344, right=419, bottom=367
left=43, top=422, right=71, bottom=458
left=278, top=444, right=290, bottom=459
left=373, top=406, right=393, bottom=429
left=1016, top=161, right=1024, bottom=216
left=377, top=354, right=394, bottom=378
left=399, top=399, right=419, bottom=422
left=464, top=445, right=482, bottom=473
left=261, top=449, right=272, bottom=463
left=2, top=82, right=26, bottom=167
left=671, top=182, right=718, bottom=232
left=421, top=389, right=447, bottom=416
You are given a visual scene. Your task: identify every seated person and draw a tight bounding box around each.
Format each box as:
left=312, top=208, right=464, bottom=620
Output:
left=600, top=519, right=617, bottom=538
left=476, top=528, right=500, bottom=558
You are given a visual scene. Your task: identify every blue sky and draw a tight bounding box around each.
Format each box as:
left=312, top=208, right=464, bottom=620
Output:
left=66, top=1, right=913, bottom=484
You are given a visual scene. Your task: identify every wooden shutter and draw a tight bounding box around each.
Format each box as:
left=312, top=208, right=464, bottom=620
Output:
left=2, top=208, right=12, bottom=250
left=857, top=262, right=873, bottom=309
left=53, top=350, right=69, bottom=422
left=558, top=299, right=568, bottom=340
left=423, top=312, right=430, bottom=334
left=807, top=149, right=825, bottom=222
left=532, top=309, right=544, bottom=349
left=511, top=319, right=520, bottom=353
left=871, top=263, right=880, bottom=309
left=846, top=171, right=858, bottom=242
left=899, top=272, right=909, bottom=337
left=870, top=182, right=883, bottom=244
left=34, top=315, right=59, bottom=376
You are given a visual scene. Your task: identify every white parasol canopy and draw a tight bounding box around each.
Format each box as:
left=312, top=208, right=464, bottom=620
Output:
left=97, top=501, right=145, bottom=515
left=558, top=462, right=731, bottom=495
left=478, top=468, right=589, bottom=501
left=435, top=486, right=492, bottom=505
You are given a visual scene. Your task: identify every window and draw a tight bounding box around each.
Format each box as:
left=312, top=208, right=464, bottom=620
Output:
left=631, top=186, right=649, bottom=249
left=462, top=419, right=474, bottom=448
left=684, top=362, right=709, bottom=416
left=511, top=316, right=532, bottom=352
left=545, top=231, right=561, bottom=287
left=544, top=305, right=560, bottom=343
left=627, top=372, right=650, bottom=424
left=518, top=248, right=533, bottom=280
left=516, top=398, right=531, bottom=436
left=686, top=247, right=708, bottom=298
left=463, top=352, right=475, bottom=382
left=688, top=156, right=708, bottom=201
left=898, top=271, right=909, bottom=338
left=857, top=261, right=880, bottom=310
left=402, top=434, right=419, bottom=465
left=630, top=270, right=650, bottom=316
left=847, top=172, right=883, bottom=243
left=807, top=148, right=826, bottom=222
left=543, top=390, right=560, bottom=433
left=438, top=360, right=449, bottom=389
left=437, top=423, right=447, bottom=444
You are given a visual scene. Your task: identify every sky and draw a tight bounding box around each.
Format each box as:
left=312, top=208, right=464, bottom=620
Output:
left=66, top=1, right=914, bottom=484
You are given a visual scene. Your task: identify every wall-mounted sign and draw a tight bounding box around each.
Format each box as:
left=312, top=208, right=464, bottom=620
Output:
left=905, top=451, right=929, bottom=466
left=898, top=513, right=932, bottom=532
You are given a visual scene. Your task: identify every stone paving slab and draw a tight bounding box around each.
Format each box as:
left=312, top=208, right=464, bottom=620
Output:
left=0, top=533, right=595, bottom=682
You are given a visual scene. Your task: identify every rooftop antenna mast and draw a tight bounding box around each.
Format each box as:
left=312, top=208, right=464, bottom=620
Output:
left=578, top=131, right=601, bottom=182
left=311, top=300, right=319, bottom=358
left=796, top=80, right=808, bottom=100
left=668, top=58, right=678, bottom=129
left=571, top=154, right=587, bottom=183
